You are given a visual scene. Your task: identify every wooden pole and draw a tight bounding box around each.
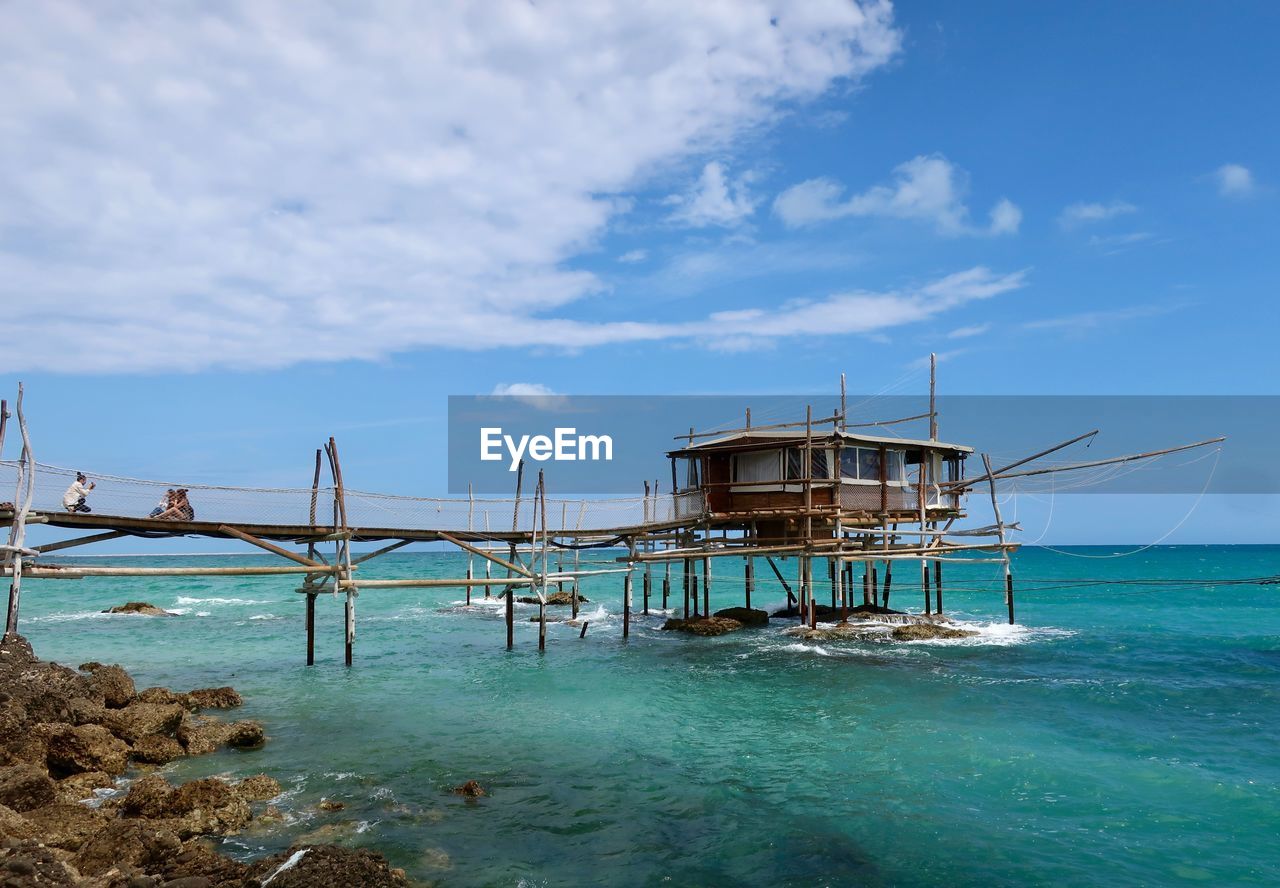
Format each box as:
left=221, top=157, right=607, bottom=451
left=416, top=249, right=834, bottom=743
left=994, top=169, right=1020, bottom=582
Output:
left=623, top=535, right=635, bottom=639
left=305, top=593, right=316, bottom=666
left=538, top=471, right=548, bottom=652
left=325, top=438, right=355, bottom=667
left=4, top=386, right=33, bottom=640
left=934, top=559, right=943, bottom=614
left=982, top=453, right=1015, bottom=625
left=702, top=556, right=710, bottom=618
left=662, top=560, right=671, bottom=610
left=682, top=557, right=690, bottom=618
left=744, top=556, right=754, bottom=610
left=929, top=352, right=937, bottom=441
left=807, top=557, right=816, bottom=629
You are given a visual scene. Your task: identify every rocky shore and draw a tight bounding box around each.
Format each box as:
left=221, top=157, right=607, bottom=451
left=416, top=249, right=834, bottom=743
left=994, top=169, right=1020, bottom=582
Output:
left=0, top=634, right=410, bottom=887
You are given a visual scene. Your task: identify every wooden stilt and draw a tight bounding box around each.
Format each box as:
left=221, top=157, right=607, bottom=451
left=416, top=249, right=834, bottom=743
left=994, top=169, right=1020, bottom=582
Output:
left=829, top=559, right=837, bottom=609
left=623, top=571, right=632, bottom=638
left=744, top=556, right=754, bottom=610
left=643, top=562, right=651, bottom=615
left=305, top=593, right=316, bottom=666
left=506, top=588, right=514, bottom=650
left=882, top=562, right=892, bottom=607
left=662, top=562, right=671, bottom=610
left=682, top=558, right=690, bottom=618
left=935, top=561, right=943, bottom=614
left=923, top=559, right=931, bottom=615
left=702, top=557, right=710, bottom=618
left=807, top=557, right=817, bottom=629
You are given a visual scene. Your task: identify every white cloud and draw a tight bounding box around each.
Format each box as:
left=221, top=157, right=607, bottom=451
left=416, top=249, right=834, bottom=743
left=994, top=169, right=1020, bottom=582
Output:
left=1058, top=200, right=1136, bottom=229
left=1022, top=304, right=1173, bottom=334
left=665, top=161, right=759, bottom=228
left=1213, top=163, right=1255, bottom=198
left=490, top=382, right=566, bottom=408
left=0, top=0, right=902, bottom=373
left=617, top=249, right=649, bottom=264
left=947, top=323, right=990, bottom=339
left=772, top=154, right=1020, bottom=236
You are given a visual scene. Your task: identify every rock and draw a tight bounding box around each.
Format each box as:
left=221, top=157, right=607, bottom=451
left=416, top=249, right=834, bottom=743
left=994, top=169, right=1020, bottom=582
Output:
left=137, top=686, right=189, bottom=707
left=131, top=734, right=186, bottom=765
left=236, top=774, right=281, bottom=802
left=517, top=590, right=587, bottom=605
left=713, top=607, right=769, bottom=626
left=317, top=799, right=345, bottom=811
left=120, top=774, right=174, bottom=819
left=86, top=664, right=136, bottom=708
left=65, top=696, right=108, bottom=727
left=103, top=702, right=186, bottom=744
left=0, top=764, right=57, bottom=812
left=660, top=616, right=743, bottom=636
left=891, top=622, right=977, bottom=641
left=72, top=818, right=182, bottom=876
left=0, top=843, right=81, bottom=887
left=78, top=662, right=106, bottom=673
left=45, top=723, right=130, bottom=776
left=225, top=720, right=265, bottom=749
left=102, top=601, right=176, bottom=616
left=0, top=802, right=37, bottom=840
left=175, top=714, right=230, bottom=756
left=783, top=622, right=885, bottom=642
left=184, top=687, right=242, bottom=710
left=55, top=770, right=114, bottom=804
left=247, top=843, right=412, bottom=887
left=164, top=778, right=251, bottom=838
left=20, top=802, right=110, bottom=849
left=451, top=780, right=486, bottom=798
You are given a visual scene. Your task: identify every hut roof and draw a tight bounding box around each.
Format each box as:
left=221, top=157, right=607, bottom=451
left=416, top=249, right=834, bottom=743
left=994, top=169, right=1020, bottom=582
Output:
left=668, top=429, right=974, bottom=457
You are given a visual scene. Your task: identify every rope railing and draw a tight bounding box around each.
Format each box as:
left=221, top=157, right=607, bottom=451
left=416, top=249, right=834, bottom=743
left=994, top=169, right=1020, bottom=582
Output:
left=0, top=460, right=705, bottom=534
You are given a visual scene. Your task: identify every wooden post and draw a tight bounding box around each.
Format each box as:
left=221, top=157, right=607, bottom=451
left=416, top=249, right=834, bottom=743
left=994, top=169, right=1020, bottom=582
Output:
left=682, top=557, right=690, bottom=618
left=829, top=559, right=837, bottom=609
left=807, top=557, right=817, bottom=629
left=982, top=454, right=1014, bottom=625
left=871, top=565, right=879, bottom=608
left=306, top=593, right=316, bottom=666
left=466, top=483, right=474, bottom=605
left=506, top=586, right=514, bottom=650
left=662, top=561, right=671, bottom=610
left=935, top=560, right=943, bottom=614
left=839, top=556, right=848, bottom=622
left=691, top=564, right=699, bottom=617
left=744, top=556, right=754, bottom=610
left=881, top=561, right=892, bottom=609
left=923, top=560, right=931, bottom=616
left=929, top=352, right=938, bottom=441
left=538, top=471, right=548, bottom=652
left=623, top=572, right=632, bottom=638
left=862, top=564, right=871, bottom=606
left=702, top=556, right=710, bottom=618
left=643, top=561, right=651, bottom=615
left=5, top=386, right=34, bottom=641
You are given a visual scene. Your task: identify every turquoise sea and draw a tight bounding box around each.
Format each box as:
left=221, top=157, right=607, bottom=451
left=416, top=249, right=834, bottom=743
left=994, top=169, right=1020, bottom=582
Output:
left=16, top=546, right=1280, bottom=886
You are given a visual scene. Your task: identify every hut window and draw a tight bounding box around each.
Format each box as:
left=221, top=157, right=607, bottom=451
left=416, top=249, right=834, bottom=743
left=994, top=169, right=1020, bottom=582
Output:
left=840, top=447, right=905, bottom=482
left=785, top=447, right=831, bottom=481
left=674, top=456, right=700, bottom=490
left=733, top=450, right=781, bottom=483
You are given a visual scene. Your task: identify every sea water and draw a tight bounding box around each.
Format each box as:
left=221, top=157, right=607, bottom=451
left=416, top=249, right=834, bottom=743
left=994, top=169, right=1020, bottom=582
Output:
left=16, top=546, right=1280, bottom=886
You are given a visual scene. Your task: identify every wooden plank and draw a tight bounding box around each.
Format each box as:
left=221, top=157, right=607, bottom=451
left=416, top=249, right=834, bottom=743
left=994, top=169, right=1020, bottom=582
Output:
left=34, top=531, right=128, bottom=554
left=219, top=525, right=324, bottom=567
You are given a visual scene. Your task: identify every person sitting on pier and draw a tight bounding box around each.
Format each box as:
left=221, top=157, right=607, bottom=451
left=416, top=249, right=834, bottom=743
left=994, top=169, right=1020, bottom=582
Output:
left=149, top=489, right=175, bottom=518
left=62, top=473, right=95, bottom=513
left=155, top=488, right=194, bottom=521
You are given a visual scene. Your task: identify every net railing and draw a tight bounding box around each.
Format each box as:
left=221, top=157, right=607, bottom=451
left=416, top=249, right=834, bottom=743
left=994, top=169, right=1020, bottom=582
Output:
left=0, top=461, right=706, bottom=535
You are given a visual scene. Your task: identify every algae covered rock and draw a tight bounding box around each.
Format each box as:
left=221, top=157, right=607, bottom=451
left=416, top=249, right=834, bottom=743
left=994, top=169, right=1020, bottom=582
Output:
left=517, top=590, right=588, bottom=605
left=237, top=773, right=282, bottom=801
left=72, top=818, right=183, bottom=876
left=186, top=686, right=243, bottom=709
left=20, top=801, right=111, bottom=850
left=661, top=616, right=744, bottom=636
left=103, top=701, right=186, bottom=744
left=890, top=622, right=977, bottom=641
left=713, top=607, right=769, bottom=627
left=248, top=843, right=412, bottom=887
left=226, top=720, right=266, bottom=749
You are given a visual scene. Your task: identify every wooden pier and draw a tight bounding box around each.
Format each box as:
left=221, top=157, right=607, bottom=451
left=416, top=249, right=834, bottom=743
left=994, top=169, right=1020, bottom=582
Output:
left=1, top=367, right=1224, bottom=664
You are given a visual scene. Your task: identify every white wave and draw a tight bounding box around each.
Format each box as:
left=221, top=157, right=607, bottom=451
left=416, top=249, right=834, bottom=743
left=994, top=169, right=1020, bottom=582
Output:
left=174, top=596, right=272, bottom=606
left=25, top=610, right=110, bottom=623
left=248, top=613, right=278, bottom=621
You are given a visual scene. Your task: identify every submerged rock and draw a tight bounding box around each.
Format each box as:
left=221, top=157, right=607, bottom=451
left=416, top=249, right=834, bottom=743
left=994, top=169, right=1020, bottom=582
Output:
left=237, top=774, right=282, bottom=801
left=226, top=720, right=266, bottom=749
left=517, top=590, right=588, bottom=605
left=713, top=607, right=769, bottom=626
left=452, top=780, right=487, bottom=798
left=317, top=799, right=346, bottom=811
left=784, top=619, right=979, bottom=642
left=661, top=616, right=743, bottom=637
left=101, top=601, right=176, bottom=617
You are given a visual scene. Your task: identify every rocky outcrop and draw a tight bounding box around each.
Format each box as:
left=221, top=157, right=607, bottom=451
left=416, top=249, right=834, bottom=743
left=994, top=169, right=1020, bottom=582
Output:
left=713, top=607, right=769, bottom=626
left=518, top=590, right=588, bottom=605
left=452, top=779, right=487, bottom=798
left=661, top=616, right=744, bottom=636
left=784, top=618, right=980, bottom=642
left=101, top=601, right=175, bottom=616
left=0, top=633, right=410, bottom=888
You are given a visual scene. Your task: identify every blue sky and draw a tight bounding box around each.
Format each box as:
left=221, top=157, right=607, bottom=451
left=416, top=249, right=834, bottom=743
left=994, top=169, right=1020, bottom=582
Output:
left=1, top=1, right=1276, bottom=546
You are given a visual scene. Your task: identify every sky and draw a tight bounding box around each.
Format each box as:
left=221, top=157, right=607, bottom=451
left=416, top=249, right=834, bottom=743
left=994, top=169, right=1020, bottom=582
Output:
left=1, top=1, right=1277, bottom=547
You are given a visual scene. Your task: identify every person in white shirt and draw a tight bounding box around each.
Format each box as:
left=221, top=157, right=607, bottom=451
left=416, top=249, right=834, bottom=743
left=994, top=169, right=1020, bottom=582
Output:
left=62, top=473, right=95, bottom=513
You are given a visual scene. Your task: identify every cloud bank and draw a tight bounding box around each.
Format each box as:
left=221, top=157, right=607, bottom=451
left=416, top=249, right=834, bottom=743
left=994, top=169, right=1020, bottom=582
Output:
left=0, top=0, right=906, bottom=373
